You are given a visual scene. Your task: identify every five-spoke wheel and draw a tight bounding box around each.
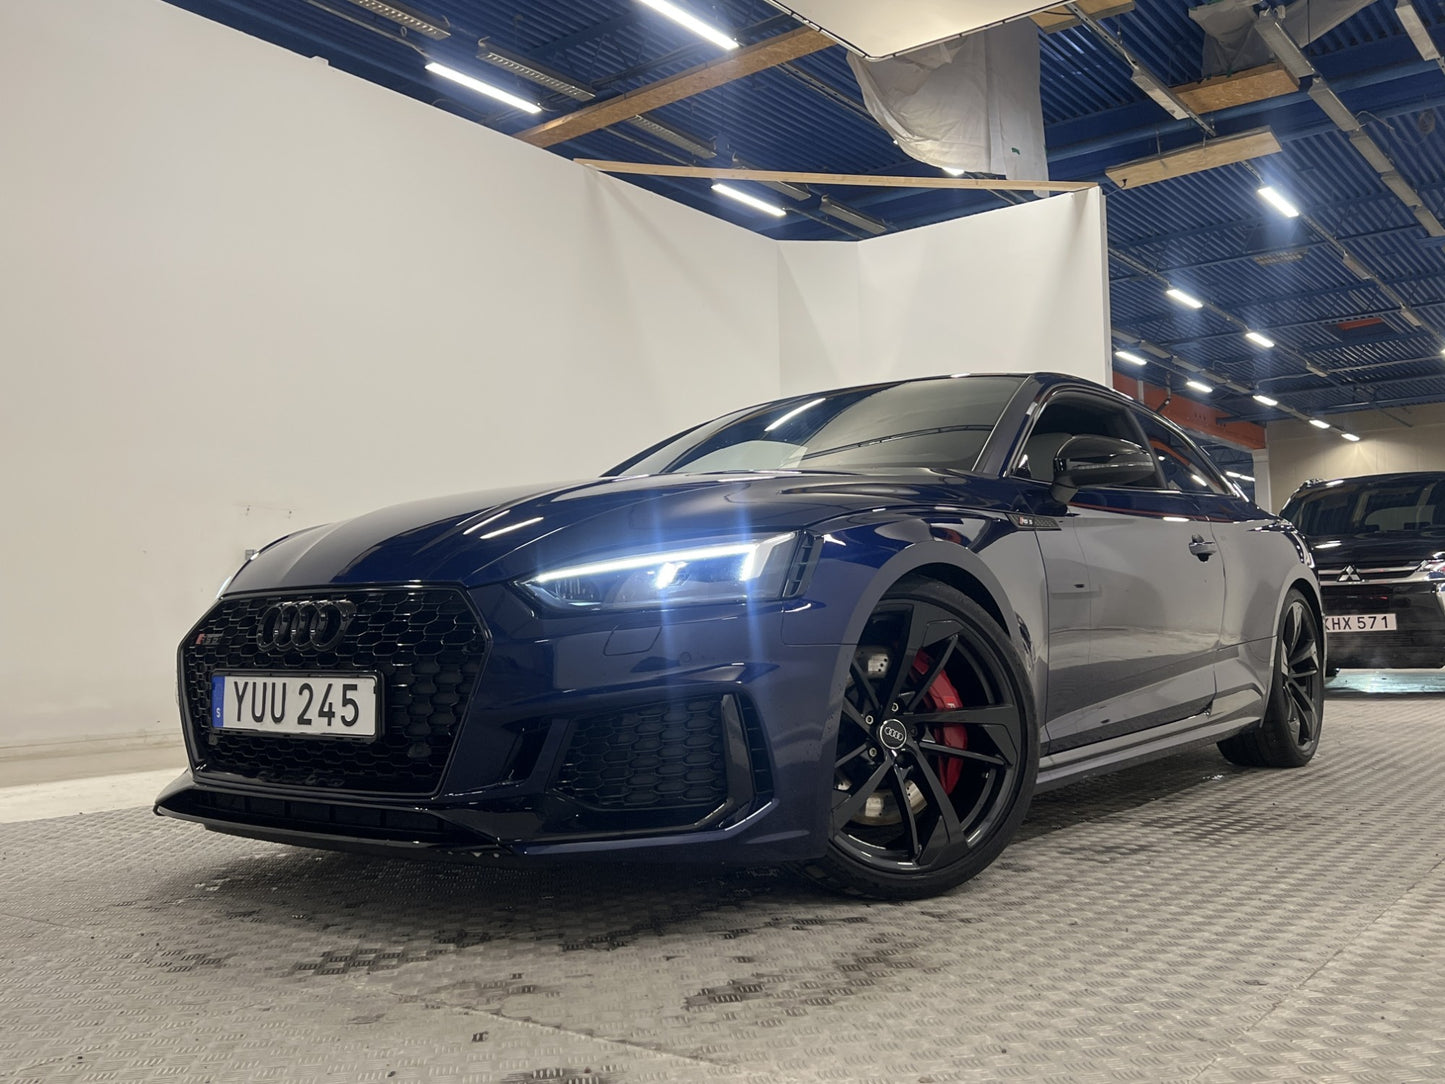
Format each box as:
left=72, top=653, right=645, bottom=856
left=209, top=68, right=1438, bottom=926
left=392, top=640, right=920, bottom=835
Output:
left=800, top=576, right=1038, bottom=899
left=1219, top=587, right=1324, bottom=768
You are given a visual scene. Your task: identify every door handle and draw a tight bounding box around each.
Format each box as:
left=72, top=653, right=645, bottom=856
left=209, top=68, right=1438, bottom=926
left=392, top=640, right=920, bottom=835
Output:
left=1188, top=535, right=1218, bottom=561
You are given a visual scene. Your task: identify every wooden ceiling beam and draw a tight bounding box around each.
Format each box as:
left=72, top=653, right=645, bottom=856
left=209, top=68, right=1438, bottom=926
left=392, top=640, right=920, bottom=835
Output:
left=575, top=160, right=1095, bottom=191
left=516, top=27, right=832, bottom=149
left=1032, top=0, right=1135, bottom=34
left=1105, top=128, right=1282, bottom=190
left=1171, top=62, right=1301, bottom=114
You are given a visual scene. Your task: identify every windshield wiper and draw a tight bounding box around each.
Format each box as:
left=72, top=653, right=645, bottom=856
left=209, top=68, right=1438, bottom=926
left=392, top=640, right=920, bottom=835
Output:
left=800, top=424, right=993, bottom=461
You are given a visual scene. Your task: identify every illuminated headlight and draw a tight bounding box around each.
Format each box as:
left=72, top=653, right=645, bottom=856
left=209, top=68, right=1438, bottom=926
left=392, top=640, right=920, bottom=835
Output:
left=520, top=533, right=800, bottom=611
left=1411, top=555, right=1445, bottom=581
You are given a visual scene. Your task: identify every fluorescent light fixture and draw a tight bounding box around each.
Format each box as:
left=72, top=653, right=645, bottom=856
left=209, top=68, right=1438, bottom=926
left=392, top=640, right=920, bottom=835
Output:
left=819, top=197, right=887, bottom=235
left=346, top=0, right=449, bottom=38
left=424, top=62, right=541, bottom=113
left=1252, top=393, right=1280, bottom=407
left=1114, top=350, right=1148, bottom=366
left=942, top=167, right=967, bottom=177
left=1129, top=63, right=1192, bottom=121
left=734, top=156, right=810, bottom=201
left=637, top=0, right=739, bottom=50
left=1308, top=83, right=1362, bottom=133
left=765, top=397, right=826, bottom=432
left=1440, top=346, right=1445, bottom=356
left=1186, top=379, right=1213, bottom=394
left=1413, top=206, right=1445, bottom=237
left=1396, top=0, right=1441, bottom=61
left=712, top=183, right=786, bottom=218
left=1381, top=171, right=1424, bottom=207
left=1226, top=471, right=1257, bottom=482
left=1256, top=185, right=1300, bottom=218
left=1349, top=130, right=1394, bottom=173
left=1341, top=252, right=1373, bottom=280
left=1309, top=418, right=1331, bottom=429
left=1254, top=9, right=1316, bottom=79
left=477, top=42, right=595, bottom=100
left=1245, top=331, right=1276, bottom=348
left=1342, top=431, right=1362, bottom=442
left=1166, top=287, right=1205, bottom=309
left=626, top=114, right=715, bottom=158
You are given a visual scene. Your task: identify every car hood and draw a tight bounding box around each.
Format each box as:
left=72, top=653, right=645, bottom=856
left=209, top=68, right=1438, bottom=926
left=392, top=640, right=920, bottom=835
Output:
left=225, top=469, right=1007, bottom=593
left=1306, top=531, right=1445, bottom=571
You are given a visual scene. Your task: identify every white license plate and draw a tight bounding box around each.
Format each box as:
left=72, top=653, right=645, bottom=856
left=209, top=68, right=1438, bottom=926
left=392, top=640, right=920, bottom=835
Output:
left=210, top=673, right=379, bottom=738
left=1324, top=614, right=1397, bottom=633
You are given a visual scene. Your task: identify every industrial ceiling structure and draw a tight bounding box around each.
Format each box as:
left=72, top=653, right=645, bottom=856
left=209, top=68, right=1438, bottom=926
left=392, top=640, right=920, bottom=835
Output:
left=162, top=0, right=1445, bottom=454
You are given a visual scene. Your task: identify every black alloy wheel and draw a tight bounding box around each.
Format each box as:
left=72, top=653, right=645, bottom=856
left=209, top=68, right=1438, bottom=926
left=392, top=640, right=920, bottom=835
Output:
left=1219, top=588, right=1325, bottom=768
left=800, top=576, right=1038, bottom=899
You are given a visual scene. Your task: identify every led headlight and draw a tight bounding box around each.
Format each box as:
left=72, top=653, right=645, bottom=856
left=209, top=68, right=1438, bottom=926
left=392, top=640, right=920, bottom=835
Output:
left=520, top=533, right=800, bottom=611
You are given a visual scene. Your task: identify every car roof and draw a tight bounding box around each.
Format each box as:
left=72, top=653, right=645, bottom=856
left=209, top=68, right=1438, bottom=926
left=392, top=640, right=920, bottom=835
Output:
left=1289, top=471, right=1445, bottom=497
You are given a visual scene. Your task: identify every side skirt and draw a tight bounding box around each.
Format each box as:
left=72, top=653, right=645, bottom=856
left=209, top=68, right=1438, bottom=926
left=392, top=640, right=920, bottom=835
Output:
left=1035, top=685, right=1263, bottom=793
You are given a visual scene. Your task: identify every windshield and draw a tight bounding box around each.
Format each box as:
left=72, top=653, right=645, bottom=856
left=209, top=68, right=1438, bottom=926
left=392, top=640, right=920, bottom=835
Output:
left=612, top=376, right=1025, bottom=476
left=1282, top=476, right=1445, bottom=537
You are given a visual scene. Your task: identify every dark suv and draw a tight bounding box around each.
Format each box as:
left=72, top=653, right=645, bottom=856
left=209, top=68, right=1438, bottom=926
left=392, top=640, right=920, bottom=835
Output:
left=1281, top=472, right=1445, bottom=671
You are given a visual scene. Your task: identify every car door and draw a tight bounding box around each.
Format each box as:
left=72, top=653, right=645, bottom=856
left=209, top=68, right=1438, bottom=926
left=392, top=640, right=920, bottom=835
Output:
left=1012, top=391, right=1226, bottom=753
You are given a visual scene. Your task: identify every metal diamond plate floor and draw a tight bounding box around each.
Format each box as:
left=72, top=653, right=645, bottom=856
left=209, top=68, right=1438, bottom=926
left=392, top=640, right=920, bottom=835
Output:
left=3, top=681, right=1442, bottom=1083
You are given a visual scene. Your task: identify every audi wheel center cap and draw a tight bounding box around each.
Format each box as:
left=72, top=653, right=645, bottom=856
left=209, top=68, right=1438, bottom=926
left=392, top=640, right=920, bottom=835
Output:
left=877, top=718, right=908, bottom=751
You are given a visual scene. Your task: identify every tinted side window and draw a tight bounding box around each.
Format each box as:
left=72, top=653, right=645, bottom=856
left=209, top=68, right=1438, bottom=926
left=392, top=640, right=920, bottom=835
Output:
left=1014, top=394, right=1157, bottom=487
left=1132, top=412, right=1231, bottom=495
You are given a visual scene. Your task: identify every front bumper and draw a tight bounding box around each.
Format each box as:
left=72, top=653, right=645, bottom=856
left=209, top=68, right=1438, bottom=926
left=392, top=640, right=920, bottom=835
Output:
left=157, top=582, right=845, bottom=865
left=1321, top=581, right=1445, bottom=669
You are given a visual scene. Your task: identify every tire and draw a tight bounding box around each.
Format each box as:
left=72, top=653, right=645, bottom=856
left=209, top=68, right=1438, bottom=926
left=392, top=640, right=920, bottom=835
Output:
left=798, top=576, right=1039, bottom=900
left=1218, top=588, right=1324, bottom=769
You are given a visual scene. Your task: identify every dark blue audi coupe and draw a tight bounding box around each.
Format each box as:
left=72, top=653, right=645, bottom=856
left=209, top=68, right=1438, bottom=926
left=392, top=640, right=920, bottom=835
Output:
left=157, top=373, right=1325, bottom=898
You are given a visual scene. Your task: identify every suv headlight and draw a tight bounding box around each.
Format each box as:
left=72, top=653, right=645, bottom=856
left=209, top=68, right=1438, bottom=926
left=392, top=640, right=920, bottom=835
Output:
left=1411, top=555, right=1445, bottom=581
left=519, top=532, right=800, bottom=611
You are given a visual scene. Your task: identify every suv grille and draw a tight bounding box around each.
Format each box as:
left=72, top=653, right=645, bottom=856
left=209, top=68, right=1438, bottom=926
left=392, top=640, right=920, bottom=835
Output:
left=1317, top=565, right=1419, bottom=584
left=180, top=588, right=488, bottom=795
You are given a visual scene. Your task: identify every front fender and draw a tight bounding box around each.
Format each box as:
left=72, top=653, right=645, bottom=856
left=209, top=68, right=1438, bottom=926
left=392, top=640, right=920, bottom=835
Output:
left=783, top=516, right=1030, bottom=656
left=780, top=513, right=1044, bottom=846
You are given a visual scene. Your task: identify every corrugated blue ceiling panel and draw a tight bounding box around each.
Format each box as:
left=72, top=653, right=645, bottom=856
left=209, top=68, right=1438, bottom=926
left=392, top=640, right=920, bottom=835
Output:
left=162, top=0, right=1445, bottom=417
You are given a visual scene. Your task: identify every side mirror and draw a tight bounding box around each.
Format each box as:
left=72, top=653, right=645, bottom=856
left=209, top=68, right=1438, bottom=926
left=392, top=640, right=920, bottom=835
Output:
left=1050, top=435, right=1157, bottom=504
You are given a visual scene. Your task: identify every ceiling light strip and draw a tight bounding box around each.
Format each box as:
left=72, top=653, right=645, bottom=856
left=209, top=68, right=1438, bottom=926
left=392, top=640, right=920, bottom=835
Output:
left=712, top=183, right=786, bottom=217
left=637, top=0, right=739, bottom=50
left=425, top=62, right=542, bottom=113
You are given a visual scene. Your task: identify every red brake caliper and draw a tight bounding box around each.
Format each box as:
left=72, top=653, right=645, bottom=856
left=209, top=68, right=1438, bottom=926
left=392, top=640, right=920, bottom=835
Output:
left=911, top=652, right=968, bottom=793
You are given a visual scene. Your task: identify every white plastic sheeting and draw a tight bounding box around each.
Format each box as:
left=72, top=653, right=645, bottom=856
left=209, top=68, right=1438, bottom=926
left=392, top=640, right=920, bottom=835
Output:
left=762, top=0, right=1057, bottom=59
left=846, top=20, right=1048, bottom=181
left=1191, top=0, right=1375, bottom=77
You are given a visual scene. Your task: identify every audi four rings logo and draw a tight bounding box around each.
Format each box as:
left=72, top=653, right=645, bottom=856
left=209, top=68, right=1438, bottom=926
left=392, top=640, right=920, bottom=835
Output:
left=257, top=600, right=356, bottom=652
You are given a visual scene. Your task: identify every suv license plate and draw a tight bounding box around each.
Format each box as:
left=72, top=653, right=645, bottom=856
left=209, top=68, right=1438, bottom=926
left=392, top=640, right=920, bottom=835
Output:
left=210, top=673, right=379, bottom=738
left=1323, top=614, right=1397, bottom=633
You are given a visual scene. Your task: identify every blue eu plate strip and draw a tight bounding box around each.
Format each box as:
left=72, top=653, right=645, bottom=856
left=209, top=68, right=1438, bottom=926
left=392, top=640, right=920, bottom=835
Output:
left=211, top=676, right=225, bottom=728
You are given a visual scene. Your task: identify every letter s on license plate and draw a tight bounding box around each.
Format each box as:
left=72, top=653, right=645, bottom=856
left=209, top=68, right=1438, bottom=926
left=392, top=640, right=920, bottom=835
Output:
left=210, top=673, right=379, bottom=738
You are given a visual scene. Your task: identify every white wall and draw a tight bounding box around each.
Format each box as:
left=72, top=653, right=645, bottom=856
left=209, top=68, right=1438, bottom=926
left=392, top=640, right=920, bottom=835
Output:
left=0, top=0, right=1110, bottom=750
left=1267, top=402, right=1445, bottom=509
left=0, top=0, right=779, bottom=749
left=778, top=188, right=1111, bottom=393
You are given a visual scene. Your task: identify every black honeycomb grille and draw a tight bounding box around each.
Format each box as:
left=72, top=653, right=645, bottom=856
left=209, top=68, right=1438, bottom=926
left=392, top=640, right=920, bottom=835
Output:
left=180, top=588, right=487, bottom=795
left=550, top=697, right=729, bottom=811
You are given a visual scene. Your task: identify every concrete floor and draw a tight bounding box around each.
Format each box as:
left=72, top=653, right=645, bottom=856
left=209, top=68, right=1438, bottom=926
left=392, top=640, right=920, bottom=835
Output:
left=1, top=672, right=1442, bottom=1083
